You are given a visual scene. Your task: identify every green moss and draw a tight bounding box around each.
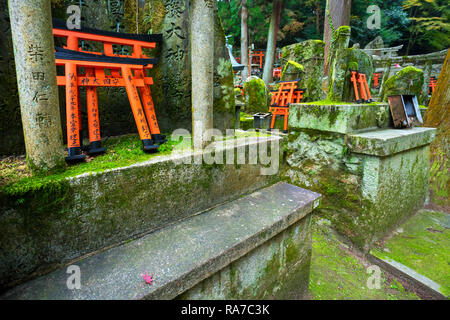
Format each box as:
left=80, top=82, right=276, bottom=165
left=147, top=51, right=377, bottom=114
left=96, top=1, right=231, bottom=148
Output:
left=215, top=58, right=236, bottom=114
left=337, top=25, right=350, bottom=34
left=280, top=60, right=304, bottom=80
left=243, top=77, right=269, bottom=114
left=371, top=209, right=450, bottom=297
left=280, top=40, right=324, bottom=101
left=381, top=66, right=424, bottom=102
left=0, top=134, right=181, bottom=197
left=348, top=62, right=358, bottom=70
left=310, top=218, right=419, bottom=300
left=300, top=99, right=382, bottom=106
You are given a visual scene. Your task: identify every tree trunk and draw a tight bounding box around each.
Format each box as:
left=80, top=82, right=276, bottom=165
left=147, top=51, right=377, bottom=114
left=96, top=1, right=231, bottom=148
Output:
left=262, top=0, right=282, bottom=84
left=191, top=0, right=214, bottom=150
left=323, top=0, right=352, bottom=75
left=241, top=0, right=249, bottom=80
left=424, top=50, right=449, bottom=128
left=405, top=7, right=418, bottom=55
left=8, top=0, right=65, bottom=174
left=315, top=1, right=321, bottom=36
left=423, top=49, right=450, bottom=207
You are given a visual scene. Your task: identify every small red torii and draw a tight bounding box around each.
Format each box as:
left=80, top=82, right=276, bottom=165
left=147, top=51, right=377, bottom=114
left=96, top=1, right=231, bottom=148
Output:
left=52, top=19, right=166, bottom=162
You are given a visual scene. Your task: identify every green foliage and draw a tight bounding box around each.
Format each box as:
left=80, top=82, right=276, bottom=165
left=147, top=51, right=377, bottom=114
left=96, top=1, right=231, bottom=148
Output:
left=218, top=0, right=327, bottom=50
left=310, top=217, right=419, bottom=300
left=218, top=0, right=445, bottom=56
left=351, top=0, right=411, bottom=48
left=403, top=0, right=450, bottom=53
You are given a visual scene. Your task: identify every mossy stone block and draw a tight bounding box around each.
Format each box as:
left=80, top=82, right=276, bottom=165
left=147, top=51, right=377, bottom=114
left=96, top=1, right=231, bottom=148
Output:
left=381, top=66, right=425, bottom=102
left=288, top=102, right=390, bottom=134
left=243, top=76, right=270, bottom=114
left=280, top=40, right=325, bottom=102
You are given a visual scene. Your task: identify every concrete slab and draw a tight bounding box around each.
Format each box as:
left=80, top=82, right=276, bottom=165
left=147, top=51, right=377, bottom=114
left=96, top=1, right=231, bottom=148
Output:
left=347, top=127, right=436, bottom=156
left=1, top=182, right=321, bottom=300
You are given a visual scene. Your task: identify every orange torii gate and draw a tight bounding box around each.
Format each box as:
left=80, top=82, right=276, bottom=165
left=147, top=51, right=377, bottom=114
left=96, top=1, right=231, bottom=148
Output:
left=350, top=70, right=372, bottom=103
left=52, top=19, right=165, bottom=162
left=252, top=50, right=265, bottom=69
left=269, top=79, right=305, bottom=133
left=372, top=72, right=382, bottom=88
left=429, top=76, right=437, bottom=95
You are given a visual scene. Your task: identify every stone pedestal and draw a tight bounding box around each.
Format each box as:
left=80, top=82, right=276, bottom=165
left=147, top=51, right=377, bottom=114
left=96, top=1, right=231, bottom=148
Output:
left=284, top=102, right=436, bottom=250
left=8, top=0, right=64, bottom=173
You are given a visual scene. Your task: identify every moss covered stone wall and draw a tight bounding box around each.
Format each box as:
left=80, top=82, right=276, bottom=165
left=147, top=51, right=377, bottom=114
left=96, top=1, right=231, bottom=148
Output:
left=0, top=135, right=281, bottom=290
left=284, top=103, right=435, bottom=251
left=283, top=128, right=432, bottom=251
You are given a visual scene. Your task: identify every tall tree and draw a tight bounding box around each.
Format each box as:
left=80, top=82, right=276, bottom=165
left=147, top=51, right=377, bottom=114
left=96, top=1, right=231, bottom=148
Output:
left=262, top=0, right=283, bottom=84
left=423, top=49, right=449, bottom=208
left=323, top=0, right=351, bottom=75
left=241, top=0, right=249, bottom=80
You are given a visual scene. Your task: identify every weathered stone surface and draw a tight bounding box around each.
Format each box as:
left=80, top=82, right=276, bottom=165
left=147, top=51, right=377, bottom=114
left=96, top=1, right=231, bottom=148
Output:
left=280, top=40, right=325, bottom=102
left=0, top=135, right=282, bottom=290
left=147, top=0, right=235, bottom=132
left=342, top=49, right=374, bottom=101
left=327, top=26, right=351, bottom=102
left=191, top=0, right=214, bottom=149
left=381, top=66, right=424, bottom=102
left=280, top=60, right=304, bottom=82
left=8, top=0, right=65, bottom=173
left=327, top=26, right=374, bottom=102
left=283, top=128, right=433, bottom=251
left=179, top=214, right=312, bottom=300
left=347, top=127, right=436, bottom=157
left=1, top=182, right=320, bottom=300
left=288, top=103, right=391, bottom=134
left=243, top=76, right=270, bottom=114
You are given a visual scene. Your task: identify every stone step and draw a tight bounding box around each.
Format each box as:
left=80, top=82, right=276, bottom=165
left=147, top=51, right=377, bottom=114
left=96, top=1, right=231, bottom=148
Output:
left=1, top=182, right=321, bottom=300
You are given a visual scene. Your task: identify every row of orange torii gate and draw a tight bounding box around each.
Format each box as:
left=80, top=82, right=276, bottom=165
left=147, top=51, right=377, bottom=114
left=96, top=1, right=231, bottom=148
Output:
left=234, top=47, right=439, bottom=93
